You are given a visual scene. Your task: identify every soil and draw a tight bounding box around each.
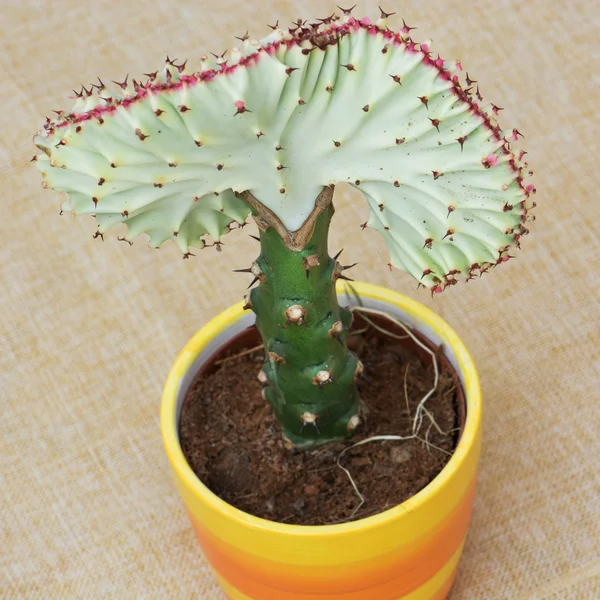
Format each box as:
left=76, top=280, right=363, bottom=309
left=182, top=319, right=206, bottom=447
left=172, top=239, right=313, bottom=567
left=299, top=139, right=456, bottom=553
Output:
left=179, top=316, right=462, bottom=526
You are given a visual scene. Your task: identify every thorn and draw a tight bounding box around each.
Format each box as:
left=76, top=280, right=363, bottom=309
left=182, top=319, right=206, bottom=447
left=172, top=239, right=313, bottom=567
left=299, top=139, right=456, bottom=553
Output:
left=267, top=20, right=279, bottom=30
left=183, top=252, right=195, bottom=259
left=112, top=74, right=129, bottom=90
left=284, top=305, right=307, bottom=328
left=337, top=4, right=357, bottom=15
left=401, top=18, right=416, bottom=33
left=118, top=236, right=133, bottom=245
left=337, top=274, right=354, bottom=282
left=432, top=171, right=443, bottom=180
left=423, top=238, right=433, bottom=249
left=395, top=137, right=406, bottom=145
left=378, top=6, right=396, bottom=18
left=144, top=71, right=158, bottom=81
left=476, top=86, right=483, bottom=102
left=418, top=96, right=429, bottom=109
left=390, top=74, right=402, bottom=85
left=202, top=240, right=223, bottom=252
left=285, top=67, right=299, bottom=76
left=135, top=128, right=149, bottom=141
left=92, top=196, right=98, bottom=207
left=456, top=136, right=467, bottom=151
left=268, top=351, right=286, bottom=365
left=179, top=105, right=191, bottom=113
left=154, top=108, right=164, bottom=117
left=357, top=372, right=372, bottom=384
left=247, top=276, right=259, bottom=288
left=362, top=104, right=370, bottom=112
left=249, top=234, right=260, bottom=241
left=93, top=230, right=104, bottom=241
left=429, top=118, right=441, bottom=132
left=360, top=221, right=368, bottom=230
left=341, top=63, right=356, bottom=71
left=303, top=253, right=320, bottom=279
left=233, top=267, right=253, bottom=273
left=30, top=155, right=37, bottom=162
left=333, top=140, right=341, bottom=147
left=235, top=30, right=250, bottom=42
left=442, top=229, right=454, bottom=240
left=465, top=73, right=477, bottom=86
left=340, top=262, right=357, bottom=274
left=333, top=248, right=344, bottom=260
left=447, top=205, right=455, bottom=218
left=491, top=103, right=504, bottom=115
left=512, top=128, right=524, bottom=141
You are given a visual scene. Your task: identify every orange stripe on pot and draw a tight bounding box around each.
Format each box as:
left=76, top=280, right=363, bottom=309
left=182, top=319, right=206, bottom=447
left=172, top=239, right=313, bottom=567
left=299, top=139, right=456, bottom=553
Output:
left=213, top=547, right=462, bottom=600
left=186, top=478, right=475, bottom=598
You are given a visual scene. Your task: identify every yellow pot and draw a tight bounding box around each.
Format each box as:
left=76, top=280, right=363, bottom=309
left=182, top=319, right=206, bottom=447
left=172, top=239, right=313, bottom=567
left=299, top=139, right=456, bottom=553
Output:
left=161, top=281, right=482, bottom=600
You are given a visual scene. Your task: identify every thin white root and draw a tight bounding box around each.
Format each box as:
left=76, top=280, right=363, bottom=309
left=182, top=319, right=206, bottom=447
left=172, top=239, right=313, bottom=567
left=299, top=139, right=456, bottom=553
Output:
left=214, top=343, right=264, bottom=365
left=337, top=434, right=417, bottom=517
left=337, top=305, right=447, bottom=513
left=349, top=306, right=409, bottom=341
left=349, top=306, right=439, bottom=435
left=403, top=364, right=411, bottom=420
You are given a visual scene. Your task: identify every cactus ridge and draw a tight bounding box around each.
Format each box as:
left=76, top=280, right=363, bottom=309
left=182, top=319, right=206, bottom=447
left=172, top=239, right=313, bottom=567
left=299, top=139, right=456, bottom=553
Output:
left=33, top=10, right=535, bottom=292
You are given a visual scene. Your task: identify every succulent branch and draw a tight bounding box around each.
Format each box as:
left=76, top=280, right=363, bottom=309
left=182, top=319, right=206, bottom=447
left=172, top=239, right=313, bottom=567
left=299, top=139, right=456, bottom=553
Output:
left=33, top=9, right=535, bottom=290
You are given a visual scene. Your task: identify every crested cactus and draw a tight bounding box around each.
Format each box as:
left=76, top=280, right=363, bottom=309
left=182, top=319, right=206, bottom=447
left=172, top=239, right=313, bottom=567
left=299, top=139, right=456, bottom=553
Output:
left=32, top=8, right=535, bottom=448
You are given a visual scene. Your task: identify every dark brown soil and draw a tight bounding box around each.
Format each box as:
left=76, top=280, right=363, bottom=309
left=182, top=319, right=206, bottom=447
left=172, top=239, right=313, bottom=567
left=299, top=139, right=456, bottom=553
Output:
left=179, top=318, right=462, bottom=525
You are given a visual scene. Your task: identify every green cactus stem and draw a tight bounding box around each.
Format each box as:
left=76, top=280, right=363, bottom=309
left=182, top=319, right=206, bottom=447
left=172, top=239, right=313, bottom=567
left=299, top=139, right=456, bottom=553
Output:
left=241, top=186, right=360, bottom=448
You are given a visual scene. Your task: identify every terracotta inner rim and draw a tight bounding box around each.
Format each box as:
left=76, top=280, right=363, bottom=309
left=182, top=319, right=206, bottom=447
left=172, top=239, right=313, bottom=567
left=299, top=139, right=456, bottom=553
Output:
left=181, top=312, right=467, bottom=451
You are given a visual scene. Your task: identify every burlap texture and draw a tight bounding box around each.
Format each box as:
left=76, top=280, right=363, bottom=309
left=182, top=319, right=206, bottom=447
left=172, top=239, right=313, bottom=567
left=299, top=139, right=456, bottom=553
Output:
left=2, top=0, right=598, bottom=598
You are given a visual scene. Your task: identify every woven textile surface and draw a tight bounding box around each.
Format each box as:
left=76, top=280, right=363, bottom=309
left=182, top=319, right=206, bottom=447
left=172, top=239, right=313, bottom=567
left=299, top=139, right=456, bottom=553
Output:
left=2, top=0, right=599, bottom=598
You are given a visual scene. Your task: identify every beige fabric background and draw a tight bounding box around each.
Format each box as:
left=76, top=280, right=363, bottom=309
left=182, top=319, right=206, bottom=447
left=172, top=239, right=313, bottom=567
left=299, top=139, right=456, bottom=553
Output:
left=2, top=0, right=599, bottom=598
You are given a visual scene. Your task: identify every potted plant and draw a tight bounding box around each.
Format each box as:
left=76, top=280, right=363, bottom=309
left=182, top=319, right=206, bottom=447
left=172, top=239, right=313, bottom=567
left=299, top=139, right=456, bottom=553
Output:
left=32, top=7, right=535, bottom=599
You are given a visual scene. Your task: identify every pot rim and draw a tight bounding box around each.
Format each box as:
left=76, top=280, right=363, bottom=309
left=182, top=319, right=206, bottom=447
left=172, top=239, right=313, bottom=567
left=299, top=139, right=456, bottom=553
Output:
left=161, top=281, right=481, bottom=535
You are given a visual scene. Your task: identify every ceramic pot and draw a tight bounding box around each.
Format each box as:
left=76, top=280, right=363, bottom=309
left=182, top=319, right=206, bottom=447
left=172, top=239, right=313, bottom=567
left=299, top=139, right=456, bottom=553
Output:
left=161, top=281, right=482, bottom=600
